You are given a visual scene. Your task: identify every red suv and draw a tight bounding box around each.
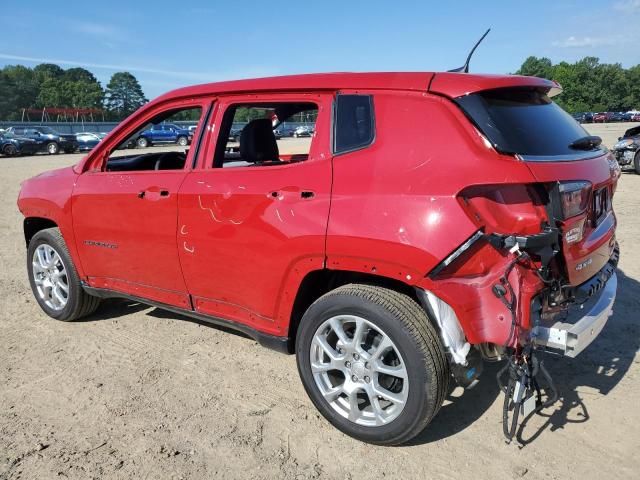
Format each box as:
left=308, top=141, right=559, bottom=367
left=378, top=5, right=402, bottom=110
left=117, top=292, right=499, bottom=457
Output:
left=17, top=72, right=619, bottom=445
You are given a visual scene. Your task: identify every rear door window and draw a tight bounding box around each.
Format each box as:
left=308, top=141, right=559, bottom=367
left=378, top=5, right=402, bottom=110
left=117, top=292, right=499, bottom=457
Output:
left=455, top=87, right=601, bottom=159
left=333, top=94, right=375, bottom=154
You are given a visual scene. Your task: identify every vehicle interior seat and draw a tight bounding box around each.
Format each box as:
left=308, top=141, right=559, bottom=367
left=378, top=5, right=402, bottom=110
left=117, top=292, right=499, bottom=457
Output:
left=154, top=151, right=186, bottom=170
left=239, top=119, right=280, bottom=164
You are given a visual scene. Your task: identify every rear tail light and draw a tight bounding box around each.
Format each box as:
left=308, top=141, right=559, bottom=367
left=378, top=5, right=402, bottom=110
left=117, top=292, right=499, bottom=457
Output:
left=458, top=184, right=548, bottom=235
left=556, top=181, right=592, bottom=220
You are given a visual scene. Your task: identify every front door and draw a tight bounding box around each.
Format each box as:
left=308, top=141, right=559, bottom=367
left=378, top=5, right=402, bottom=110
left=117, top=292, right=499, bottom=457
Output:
left=71, top=100, right=210, bottom=308
left=177, top=94, right=333, bottom=334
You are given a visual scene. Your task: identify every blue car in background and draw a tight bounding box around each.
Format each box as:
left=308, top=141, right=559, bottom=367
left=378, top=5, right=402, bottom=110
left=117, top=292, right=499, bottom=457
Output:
left=75, top=132, right=102, bottom=152
left=0, top=132, right=40, bottom=156
left=135, top=123, right=192, bottom=148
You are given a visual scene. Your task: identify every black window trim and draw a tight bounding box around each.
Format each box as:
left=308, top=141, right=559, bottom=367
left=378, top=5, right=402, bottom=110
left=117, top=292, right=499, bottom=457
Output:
left=332, top=93, right=376, bottom=156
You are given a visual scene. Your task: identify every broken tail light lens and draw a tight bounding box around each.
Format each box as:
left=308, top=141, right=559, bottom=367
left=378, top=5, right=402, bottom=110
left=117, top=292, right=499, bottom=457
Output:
left=556, top=181, right=592, bottom=220
left=458, top=184, right=548, bottom=235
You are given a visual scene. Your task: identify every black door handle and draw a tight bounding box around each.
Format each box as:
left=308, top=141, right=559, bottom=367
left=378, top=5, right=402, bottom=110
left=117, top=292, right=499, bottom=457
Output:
left=301, top=191, right=315, bottom=199
left=137, top=191, right=145, bottom=199
left=160, top=190, right=169, bottom=197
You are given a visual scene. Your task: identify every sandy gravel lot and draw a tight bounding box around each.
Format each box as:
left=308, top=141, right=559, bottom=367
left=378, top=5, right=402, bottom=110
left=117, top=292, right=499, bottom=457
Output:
left=1, top=124, right=638, bottom=479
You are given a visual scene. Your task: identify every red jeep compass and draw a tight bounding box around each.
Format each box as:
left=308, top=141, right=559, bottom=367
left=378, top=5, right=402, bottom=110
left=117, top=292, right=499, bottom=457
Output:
left=18, top=72, right=619, bottom=445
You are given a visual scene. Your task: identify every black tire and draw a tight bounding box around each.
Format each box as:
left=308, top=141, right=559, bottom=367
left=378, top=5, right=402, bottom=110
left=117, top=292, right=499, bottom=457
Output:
left=64, top=148, right=76, bottom=154
left=296, top=284, right=449, bottom=445
left=27, top=227, right=100, bottom=321
left=46, top=142, right=59, bottom=154
left=137, top=137, right=149, bottom=148
left=177, top=136, right=188, bottom=146
left=3, top=144, right=17, bottom=156
left=634, top=151, right=640, bottom=175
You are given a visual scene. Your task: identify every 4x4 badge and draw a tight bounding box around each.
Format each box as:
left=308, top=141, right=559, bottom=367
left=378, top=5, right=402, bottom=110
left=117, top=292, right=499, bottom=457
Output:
left=575, top=258, right=593, bottom=271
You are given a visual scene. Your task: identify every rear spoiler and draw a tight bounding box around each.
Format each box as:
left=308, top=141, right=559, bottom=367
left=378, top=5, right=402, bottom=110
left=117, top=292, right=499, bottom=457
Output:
left=428, top=73, right=562, bottom=99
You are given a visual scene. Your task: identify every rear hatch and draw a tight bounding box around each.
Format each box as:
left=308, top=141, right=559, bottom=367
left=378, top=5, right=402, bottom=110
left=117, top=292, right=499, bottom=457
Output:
left=452, top=84, right=618, bottom=286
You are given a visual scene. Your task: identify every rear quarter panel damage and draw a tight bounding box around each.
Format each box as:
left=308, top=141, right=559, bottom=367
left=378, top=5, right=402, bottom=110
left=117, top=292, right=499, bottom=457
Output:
left=326, top=90, right=541, bottom=345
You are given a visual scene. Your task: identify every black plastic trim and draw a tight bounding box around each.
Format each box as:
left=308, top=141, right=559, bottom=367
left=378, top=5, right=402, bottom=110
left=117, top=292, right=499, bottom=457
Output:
left=427, top=229, right=484, bottom=278
left=82, top=284, right=292, bottom=354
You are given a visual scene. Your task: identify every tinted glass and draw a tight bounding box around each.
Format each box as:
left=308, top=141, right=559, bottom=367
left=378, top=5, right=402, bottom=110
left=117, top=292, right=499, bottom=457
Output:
left=455, top=87, right=596, bottom=158
left=334, top=95, right=374, bottom=154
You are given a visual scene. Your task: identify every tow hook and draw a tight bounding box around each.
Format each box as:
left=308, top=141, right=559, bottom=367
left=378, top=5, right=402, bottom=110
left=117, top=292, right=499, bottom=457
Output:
left=496, top=346, right=559, bottom=443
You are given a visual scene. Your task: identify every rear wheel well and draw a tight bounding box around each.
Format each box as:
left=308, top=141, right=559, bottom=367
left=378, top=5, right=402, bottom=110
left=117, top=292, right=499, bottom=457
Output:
left=288, top=269, right=420, bottom=349
left=24, top=217, right=58, bottom=246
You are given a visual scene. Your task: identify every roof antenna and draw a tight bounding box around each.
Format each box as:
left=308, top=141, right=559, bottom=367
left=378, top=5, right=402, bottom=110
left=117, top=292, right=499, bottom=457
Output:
left=448, top=28, right=491, bottom=73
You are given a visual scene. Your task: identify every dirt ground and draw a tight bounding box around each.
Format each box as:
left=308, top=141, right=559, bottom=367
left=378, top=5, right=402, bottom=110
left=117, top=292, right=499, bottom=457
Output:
left=1, top=124, right=638, bottom=480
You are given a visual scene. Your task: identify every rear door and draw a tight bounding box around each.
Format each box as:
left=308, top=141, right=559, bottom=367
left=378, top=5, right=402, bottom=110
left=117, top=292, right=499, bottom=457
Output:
left=176, top=93, right=333, bottom=333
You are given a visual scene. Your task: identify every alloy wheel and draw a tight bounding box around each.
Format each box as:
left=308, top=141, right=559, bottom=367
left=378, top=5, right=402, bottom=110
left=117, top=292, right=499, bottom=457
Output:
left=310, top=315, right=409, bottom=427
left=32, top=244, right=69, bottom=311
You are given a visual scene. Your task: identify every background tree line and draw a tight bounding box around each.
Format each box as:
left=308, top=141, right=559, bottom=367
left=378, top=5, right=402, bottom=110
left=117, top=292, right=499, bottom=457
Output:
left=516, top=56, right=640, bottom=113
left=0, top=64, right=147, bottom=121
left=0, top=57, right=638, bottom=121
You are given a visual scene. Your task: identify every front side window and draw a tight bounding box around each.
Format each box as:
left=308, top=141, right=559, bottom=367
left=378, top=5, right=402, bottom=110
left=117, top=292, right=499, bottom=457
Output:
left=214, top=102, right=318, bottom=168
left=333, top=94, right=375, bottom=154
left=105, top=106, right=203, bottom=171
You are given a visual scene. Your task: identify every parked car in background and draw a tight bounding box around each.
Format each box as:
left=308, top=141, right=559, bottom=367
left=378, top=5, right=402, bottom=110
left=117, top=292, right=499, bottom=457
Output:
left=75, top=132, right=102, bottom=152
left=631, top=113, right=640, bottom=122
left=610, top=112, right=625, bottom=122
left=6, top=126, right=78, bottom=154
left=593, top=112, right=612, bottom=123
left=275, top=125, right=296, bottom=137
left=0, top=132, right=40, bottom=156
left=612, top=125, right=640, bottom=174
left=292, top=125, right=313, bottom=137
left=17, top=71, right=620, bottom=446
left=571, top=112, right=593, bottom=123
left=229, top=126, right=244, bottom=142
left=136, top=123, right=192, bottom=148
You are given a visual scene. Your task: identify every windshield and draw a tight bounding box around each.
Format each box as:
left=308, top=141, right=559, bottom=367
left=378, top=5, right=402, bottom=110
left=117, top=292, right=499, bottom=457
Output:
left=455, top=87, right=599, bottom=159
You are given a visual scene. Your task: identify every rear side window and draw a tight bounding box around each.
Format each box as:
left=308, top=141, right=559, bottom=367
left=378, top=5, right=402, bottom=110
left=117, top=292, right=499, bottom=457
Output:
left=455, top=87, right=597, bottom=159
left=334, top=94, right=374, bottom=154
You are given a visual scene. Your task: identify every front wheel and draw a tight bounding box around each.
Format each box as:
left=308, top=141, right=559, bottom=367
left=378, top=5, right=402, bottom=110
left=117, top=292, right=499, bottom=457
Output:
left=46, top=142, right=59, bottom=154
left=137, top=137, right=149, bottom=148
left=27, top=228, right=100, bottom=321
left=296, top=284, right=449, bottom=445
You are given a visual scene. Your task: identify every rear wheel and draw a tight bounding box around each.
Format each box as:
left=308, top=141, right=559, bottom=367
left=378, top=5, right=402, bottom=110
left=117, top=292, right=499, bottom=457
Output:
left=3, top=144, right=17, bottom=156
left=46, top=142, right=59, bottom=154
left=634, top=151, right=640, bottom=175
left=27, top=228, right=100, bottom=321
left=296, top=284, right=449, bottom=445
left=137, top=137, right=149, bottom=148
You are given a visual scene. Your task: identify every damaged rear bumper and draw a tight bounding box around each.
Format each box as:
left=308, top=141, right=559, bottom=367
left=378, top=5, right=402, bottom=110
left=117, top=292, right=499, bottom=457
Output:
left=531, top=272, right=617, bottom=357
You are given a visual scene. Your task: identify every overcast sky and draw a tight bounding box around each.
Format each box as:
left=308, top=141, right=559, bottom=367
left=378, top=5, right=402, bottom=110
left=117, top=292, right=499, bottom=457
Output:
left=1, top=0, right=638, bottom=99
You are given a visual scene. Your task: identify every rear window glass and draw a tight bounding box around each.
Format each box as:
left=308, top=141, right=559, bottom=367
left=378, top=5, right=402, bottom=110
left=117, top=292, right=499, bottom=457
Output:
left=455, top=87, right=597, bottom=158
left=334, top=95, right=374, bottom=154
